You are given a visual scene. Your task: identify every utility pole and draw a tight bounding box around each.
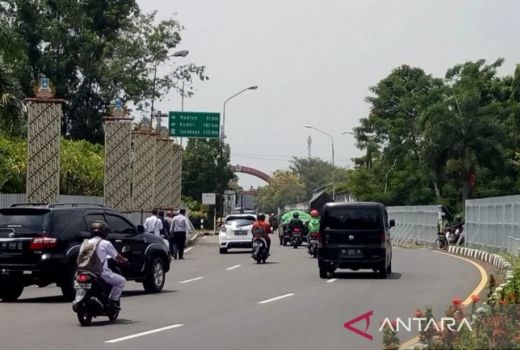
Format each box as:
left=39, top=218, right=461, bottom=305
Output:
left=307, top=135, right=312, bottom=158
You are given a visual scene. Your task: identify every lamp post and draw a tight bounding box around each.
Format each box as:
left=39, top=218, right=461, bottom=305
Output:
left=150, top=50, right=189, bottom=130
left=218, top=85, right=258, bottom=217
left=221, top=85, right=258, bottom=145
left=305, top=125, right=335, bottom=199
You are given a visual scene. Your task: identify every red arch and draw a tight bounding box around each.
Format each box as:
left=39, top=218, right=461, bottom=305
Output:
left=230, top=165, right=272, bottom=184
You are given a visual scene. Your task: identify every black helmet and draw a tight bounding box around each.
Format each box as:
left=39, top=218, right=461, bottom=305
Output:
left=257, top=213, right=266, bottom=221
left=90, top=221, right=109, bottom=238
left=293, top=212, right=299, bottom=218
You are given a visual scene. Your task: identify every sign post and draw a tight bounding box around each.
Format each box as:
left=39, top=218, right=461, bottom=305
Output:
left=202, top=193, right=217, bottom=234
left=169, top=111, right=220, bottom=138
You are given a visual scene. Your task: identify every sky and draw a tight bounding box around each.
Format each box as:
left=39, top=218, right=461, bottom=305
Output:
left=136, top=0, right=520, bottom=189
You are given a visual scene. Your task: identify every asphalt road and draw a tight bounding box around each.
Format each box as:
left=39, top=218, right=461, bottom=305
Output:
left=0, top=236, right=482, bottom=350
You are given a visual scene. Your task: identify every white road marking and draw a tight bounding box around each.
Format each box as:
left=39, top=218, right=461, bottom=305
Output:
left=178, top=276, right=204, bottom=284
left=202, top=236, right=207, bottom=240
left=226, top=264, right=241, bottom=271
left=184, top=247, right=193, bottom=253
left=326, top=278, right=337, bottom=283
left=105, top=324, right=184, bottom=343
left=258, top=293, right=295, bottom=304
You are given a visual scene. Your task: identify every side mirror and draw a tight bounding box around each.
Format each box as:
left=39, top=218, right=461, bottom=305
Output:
left=137, top=225, right=145, bottom=234
left=389, top=219, right=395, bottom=228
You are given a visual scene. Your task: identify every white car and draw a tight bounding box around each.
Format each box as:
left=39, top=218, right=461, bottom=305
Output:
left=219, top=214, right=256, bottom=254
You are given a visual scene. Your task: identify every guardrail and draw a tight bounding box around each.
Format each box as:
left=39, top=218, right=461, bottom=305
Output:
left=387, top=205, right=440, bottom=245
left=465, top=195, right=520, bottom=256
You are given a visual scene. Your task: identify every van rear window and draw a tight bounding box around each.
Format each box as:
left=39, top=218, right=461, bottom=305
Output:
left=323, top=207, right=383, bottom=230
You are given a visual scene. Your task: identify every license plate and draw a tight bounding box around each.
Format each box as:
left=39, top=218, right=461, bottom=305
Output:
left=235, top=230, right=247, bottom=235
left=340, top=249, right=363, bottom=258
left=0, top=242, right=22, bottom=251
left=74, top=282, right=91, bottom=290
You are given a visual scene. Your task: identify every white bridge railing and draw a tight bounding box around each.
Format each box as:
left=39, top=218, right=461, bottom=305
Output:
left=387, top=205, right=440, bottom=245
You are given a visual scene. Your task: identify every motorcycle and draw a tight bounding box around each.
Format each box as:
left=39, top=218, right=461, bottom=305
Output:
left=72, top=271, right=120, bottom=326
left=290, top=227, right=302, bottom=249
left=307, top=232, right=319, bottom=258
left=252, top=235, right=269, bottom=264
left=435, top=231, right=449, bottom=250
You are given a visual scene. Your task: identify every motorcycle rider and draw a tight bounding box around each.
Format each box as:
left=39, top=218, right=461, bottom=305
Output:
left=308, top=209, right=320, bottom=239
left=252, top=213, right=272, bottom=254
left=83, top=221, right=128, bottom=309
left=289, top=212, right=305, bottom=232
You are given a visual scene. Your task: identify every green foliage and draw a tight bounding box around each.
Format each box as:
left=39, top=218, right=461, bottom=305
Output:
left=346, top=59, right=520, bottom=214
left=0, top=0, right=207, bottom=143
left=60, top=139, right=103, bottom=195
left=0, top=132, right=26, bottom=192
left=290, top=157, right=335, bottom=199
left=0, top=134, right=104, bottom=195
left=0, top=61, right=24, bottom=136
left=256, top=170, right=306, bottom=213
left=181, top=139, right=234, bottom=215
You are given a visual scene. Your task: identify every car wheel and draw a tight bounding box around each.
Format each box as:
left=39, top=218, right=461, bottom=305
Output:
left=219, top=248, right=228, bottom=254
left=0, top=282, right=24, bottom=302
left=61, top=264, right=77, bottom=301
left=143, top=257, right=166, bottom=293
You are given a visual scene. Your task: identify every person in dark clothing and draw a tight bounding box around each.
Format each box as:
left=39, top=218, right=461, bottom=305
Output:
left=288, top=212, right=305, bottom=231
left=268, top=213, right=279, bottom=231
left=158, top=210, right=170, bottom=238
left=170, top=209, right=191, bottom=259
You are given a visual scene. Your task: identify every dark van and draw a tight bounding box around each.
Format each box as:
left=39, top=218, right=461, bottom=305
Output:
left=317, top=202, right=394, bottom=279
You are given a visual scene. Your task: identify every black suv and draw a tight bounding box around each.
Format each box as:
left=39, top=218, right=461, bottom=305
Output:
left=317, top=202, right=394, bottom=279
left=0, top=204, right=171, bottom=301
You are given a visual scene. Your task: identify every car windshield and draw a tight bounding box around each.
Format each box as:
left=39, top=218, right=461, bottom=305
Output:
left=324, top=207, right=383, bottom=230
left=0, top=209, right=51, bottom=236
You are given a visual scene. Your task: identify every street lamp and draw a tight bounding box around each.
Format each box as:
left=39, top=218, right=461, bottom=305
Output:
left=305, top=125, right=335, bottom=199
left=221, top=85, right=258, bottom=145
left=150, top=50, right=190, bottom=130
left=342, top=130, right=374, bottom=172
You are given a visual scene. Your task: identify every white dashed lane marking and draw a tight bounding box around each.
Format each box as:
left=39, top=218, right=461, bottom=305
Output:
left=178, top=276, right=204, bottom=284
left=258, top=293, right=295, bottom=304
left=105, top=324, right=184, bottom=343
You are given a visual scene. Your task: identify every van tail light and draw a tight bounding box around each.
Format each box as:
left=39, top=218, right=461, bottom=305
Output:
left=380, top=232, right=386, bottom=244
left=76, top=274, right=91, bottom=283
left=30, top=237, right=58, bottom=250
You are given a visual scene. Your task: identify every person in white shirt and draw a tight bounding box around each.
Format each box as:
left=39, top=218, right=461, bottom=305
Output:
left=170, top=209, right=192, bottom=259
left=144, top=209, right=163, bottom=236
left=84, top=221, right=127, bottom=309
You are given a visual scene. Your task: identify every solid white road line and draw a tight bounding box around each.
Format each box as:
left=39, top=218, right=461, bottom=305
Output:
left=184, top=247, right=194, bottom=253
left=105, top=324, right=184, bottom=343
left=326, top=278, right=337, bottom=283
left=226, top=264, right=241, bottom=271
left=178, top=276, right=204, bottom=284
left=202, top=236, right=207, bottom=240
left=258, top=293, right=295, bottom=304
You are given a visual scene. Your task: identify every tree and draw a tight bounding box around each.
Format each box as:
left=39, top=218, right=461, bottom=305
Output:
left=0, top=61, right=24, bottom=136
left=181, top=139, right=234, bottom=215
left=256, top=170, right=306, bottom=213
left=0, top=0, right=207, bottom=143
left=289, top=157, right=335, bottom=199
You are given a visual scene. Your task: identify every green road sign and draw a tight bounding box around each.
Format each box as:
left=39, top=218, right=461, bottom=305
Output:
left=169, top=111, right=220, bottom=138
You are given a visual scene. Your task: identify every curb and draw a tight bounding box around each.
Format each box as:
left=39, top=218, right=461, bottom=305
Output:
left=447, top=245, right=515, bottom=301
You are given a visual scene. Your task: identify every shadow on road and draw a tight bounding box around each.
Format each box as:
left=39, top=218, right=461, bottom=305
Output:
left=77, top=318, right=138, bottom=327
left=122, top=289, right=177, bottom=298
left=13, top=295, right=68, bottom=304
left=332, top=271, right=402, bottom=280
